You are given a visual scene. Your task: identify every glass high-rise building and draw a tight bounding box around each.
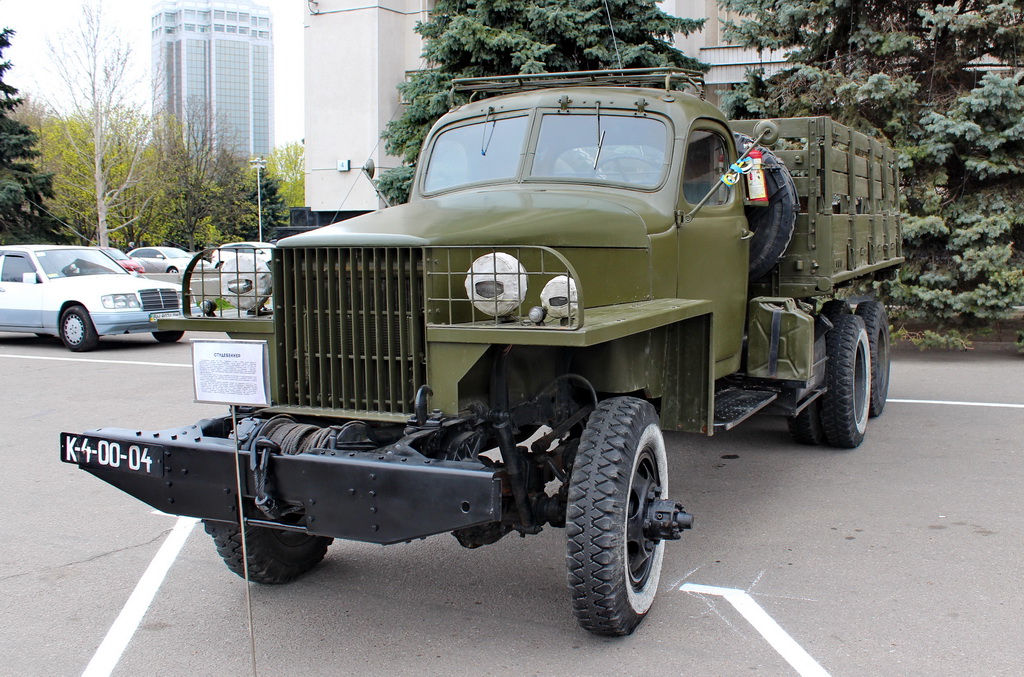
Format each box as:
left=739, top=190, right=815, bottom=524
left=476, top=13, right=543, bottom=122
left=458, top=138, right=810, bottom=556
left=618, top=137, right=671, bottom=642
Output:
left=151, top=0, right=274, bottom=157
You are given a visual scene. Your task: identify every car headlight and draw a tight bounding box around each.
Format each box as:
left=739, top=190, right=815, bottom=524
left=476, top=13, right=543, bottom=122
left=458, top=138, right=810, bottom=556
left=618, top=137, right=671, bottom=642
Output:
left=101, top=293, right=140, bottom=309
left=465, top=252, right=527, bottom=317
left=540, top=275, right=578, bottom=318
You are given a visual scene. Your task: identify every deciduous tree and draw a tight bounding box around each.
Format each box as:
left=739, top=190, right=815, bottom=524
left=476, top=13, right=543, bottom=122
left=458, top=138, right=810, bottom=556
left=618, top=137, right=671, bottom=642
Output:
left=267, top=141, right=305, bottom=208
left=45, top=2, right=153, bottom=246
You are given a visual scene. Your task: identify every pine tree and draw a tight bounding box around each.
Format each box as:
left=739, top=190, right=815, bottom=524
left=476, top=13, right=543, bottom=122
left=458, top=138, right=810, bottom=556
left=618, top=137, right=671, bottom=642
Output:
left=0, top=28, right=54, bottom=243
left=718, top=0, right=1024, bottom=332
left=379, top=0, right=705, bottom=203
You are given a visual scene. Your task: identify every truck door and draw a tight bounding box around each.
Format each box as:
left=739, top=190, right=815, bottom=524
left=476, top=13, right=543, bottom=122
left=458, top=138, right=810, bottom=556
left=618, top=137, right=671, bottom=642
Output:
left=676, top=123, right=749, bottom=377
left=0, top=253, right=45, bottom=329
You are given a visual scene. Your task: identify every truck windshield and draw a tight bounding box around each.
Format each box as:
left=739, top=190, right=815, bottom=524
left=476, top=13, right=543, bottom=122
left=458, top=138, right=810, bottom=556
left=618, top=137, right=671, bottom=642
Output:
left=530, top=114, right=667, bottom=188
left=422, top=116, right=529, bottom=193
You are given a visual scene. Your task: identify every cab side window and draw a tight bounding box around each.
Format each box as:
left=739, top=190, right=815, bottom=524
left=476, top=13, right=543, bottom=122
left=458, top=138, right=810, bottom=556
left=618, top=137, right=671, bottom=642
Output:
left=683, top=130, right=731, bottom=207
left=1, top=254, right=35, bottom=283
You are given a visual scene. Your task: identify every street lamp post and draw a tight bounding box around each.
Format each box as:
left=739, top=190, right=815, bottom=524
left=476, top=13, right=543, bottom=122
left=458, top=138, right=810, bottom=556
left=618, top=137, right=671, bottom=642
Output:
left=250, top=157, right=267, bottom=242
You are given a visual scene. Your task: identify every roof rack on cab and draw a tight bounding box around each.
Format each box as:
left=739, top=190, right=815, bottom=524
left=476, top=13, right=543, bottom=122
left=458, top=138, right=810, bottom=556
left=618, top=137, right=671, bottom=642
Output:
left=451, top=67, right=706, bottom=101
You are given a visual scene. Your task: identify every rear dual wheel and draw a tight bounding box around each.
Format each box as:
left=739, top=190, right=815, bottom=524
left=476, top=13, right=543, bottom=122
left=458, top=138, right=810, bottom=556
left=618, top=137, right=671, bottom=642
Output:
left=820, top=313, right=871, bottom=448
left=855, top=301, right=891, bottom=418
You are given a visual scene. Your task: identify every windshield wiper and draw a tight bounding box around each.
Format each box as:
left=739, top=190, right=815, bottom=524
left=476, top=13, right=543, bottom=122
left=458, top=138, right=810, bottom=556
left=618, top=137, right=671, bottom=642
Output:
left=481, top=107, right=496, bottom=156
left=592, top=101, right=606, bottom=169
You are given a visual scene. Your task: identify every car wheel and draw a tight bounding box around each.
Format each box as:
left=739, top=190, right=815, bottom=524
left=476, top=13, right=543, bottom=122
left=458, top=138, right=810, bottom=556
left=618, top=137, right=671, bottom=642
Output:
left=153, top=330, right=184, bottom=343
left=202, top=519, right=333, bottom=584
left=60, top=305, right=99, bottom=352
left=167, top=266, right=179, bottom=273
left=567, top=396, right=669, bottom=636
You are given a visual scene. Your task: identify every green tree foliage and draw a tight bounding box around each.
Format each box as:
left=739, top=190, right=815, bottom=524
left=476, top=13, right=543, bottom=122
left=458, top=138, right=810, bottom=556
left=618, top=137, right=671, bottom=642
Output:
left=380, top=0, right=705, bottom=203
left=46, top=3, right=154, bottom=247
left=719, top=0, right=1024, bottom=328
left=267, top=141, right=305, bottom=208
left=0, top=29, right=54, bottom=243
left=150, top=110, right=248, bottom=251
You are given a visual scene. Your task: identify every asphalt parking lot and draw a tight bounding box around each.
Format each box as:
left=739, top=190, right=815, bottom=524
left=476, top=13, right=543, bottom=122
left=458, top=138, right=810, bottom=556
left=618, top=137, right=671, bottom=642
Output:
left=1, top=331, right=1022, bottom=677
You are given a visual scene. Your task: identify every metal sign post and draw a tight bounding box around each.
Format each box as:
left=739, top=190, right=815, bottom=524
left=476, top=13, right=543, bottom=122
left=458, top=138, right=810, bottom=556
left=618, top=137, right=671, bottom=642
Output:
left=191, top=339, right=271, bottom=677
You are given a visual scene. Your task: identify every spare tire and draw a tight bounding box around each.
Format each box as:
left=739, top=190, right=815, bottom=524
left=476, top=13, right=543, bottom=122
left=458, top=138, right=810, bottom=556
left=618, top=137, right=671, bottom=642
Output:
left=734, top=133, right=798, bottom=281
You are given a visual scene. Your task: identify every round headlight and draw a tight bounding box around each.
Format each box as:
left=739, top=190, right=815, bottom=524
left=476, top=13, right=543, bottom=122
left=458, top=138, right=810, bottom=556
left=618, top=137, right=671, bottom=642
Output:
left=465, top=252, right=527, bottom=317
left=220, top=253, right=272, bottom=311
left=540, top=275, right=578, bottom=318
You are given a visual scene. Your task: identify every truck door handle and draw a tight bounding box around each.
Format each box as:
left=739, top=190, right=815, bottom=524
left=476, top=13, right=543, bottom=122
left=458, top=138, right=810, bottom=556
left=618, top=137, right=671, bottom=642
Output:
left=740, top=230, right=754, bottom=240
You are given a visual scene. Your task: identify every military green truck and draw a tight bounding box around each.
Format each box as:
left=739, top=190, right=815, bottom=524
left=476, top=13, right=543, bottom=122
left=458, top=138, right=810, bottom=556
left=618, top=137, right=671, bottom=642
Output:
left=60, top=69, right=901, bottom=636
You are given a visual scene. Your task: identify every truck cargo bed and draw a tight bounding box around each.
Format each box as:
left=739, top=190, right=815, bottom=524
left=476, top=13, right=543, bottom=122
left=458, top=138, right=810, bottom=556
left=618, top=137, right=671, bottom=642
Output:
left=731, top=117, right=903, bottom=298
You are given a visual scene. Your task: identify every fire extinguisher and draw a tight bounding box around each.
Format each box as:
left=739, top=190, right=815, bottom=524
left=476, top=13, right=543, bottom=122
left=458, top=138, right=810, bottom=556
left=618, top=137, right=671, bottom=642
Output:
left=746, top=149, right=769, bottom=203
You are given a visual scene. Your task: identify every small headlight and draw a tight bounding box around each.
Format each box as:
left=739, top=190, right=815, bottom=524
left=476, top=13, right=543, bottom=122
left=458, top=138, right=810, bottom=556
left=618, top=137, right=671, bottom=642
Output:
left=465, top=252, right=527, bottom=317
left=101, top=293, right=140, bottom=309
left=540, top=275, right=578, bottom=318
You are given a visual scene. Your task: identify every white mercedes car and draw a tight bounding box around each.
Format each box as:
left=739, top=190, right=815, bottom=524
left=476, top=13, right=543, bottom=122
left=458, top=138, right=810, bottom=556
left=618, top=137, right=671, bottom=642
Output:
left=0, top=245, right=186, bottom=352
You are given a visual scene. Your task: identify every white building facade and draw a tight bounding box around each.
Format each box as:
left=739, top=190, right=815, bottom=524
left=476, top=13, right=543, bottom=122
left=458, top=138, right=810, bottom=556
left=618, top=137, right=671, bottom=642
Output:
left=152, top=0, right=275, bottom=157
left=301, top=0, right=786, bottom=219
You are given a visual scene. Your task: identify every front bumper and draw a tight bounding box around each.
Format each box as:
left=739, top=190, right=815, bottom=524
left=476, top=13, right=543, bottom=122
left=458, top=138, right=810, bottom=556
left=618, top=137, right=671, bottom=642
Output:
left=90, top=309, right=184, bottom=335
left=60, top=425, right=503, bottom=545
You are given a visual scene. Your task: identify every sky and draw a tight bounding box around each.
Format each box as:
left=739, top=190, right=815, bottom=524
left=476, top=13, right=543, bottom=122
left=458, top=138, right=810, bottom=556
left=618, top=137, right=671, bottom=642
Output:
left=0, top=0, right=306, bottom=146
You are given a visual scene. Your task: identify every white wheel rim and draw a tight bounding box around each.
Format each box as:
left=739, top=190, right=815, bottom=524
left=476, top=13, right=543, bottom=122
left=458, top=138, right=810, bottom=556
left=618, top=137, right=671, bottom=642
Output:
left=64, top=315, right=84, bottom=344
left=624, top=423, right=668, bottom=614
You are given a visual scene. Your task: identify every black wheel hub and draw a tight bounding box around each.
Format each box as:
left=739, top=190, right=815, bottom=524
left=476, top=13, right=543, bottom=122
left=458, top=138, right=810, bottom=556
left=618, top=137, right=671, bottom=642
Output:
left=625, top=451, right=661, bottom=589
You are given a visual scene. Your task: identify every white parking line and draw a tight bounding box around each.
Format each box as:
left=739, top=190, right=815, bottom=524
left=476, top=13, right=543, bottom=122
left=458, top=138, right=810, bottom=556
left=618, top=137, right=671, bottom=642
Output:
left=680, top=583, right=830, bottom=677
left=82, top=517, right=198, bottom=677
left=889, top=398, right=1024, bottom=409
left=0, top=353, right=190, bottom=368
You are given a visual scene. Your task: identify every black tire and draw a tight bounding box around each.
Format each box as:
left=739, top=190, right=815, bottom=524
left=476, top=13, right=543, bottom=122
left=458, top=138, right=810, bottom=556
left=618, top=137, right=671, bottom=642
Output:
left=820, top=314, right=871, bottom=448
left=166, top=266, right=179, bottom=273
left=59, top=305, right=99, bottom=352
left=203, top=519, right=332, bottom=584
left=734, top=133, right=798, bottom=281
left=855, top=301, right=890, bottom=418
left=153, top=330, right=185, bottom=343
left=787, top=396, right=825, bottom=445
left=819, top=299, right=851, bottom=322
left=566, top=397, right=669, bottom=636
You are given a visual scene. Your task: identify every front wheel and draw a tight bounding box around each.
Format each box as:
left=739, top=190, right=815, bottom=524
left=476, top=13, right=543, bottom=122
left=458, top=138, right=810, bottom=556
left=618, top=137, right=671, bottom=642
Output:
left=203, top=519, right=333, bottom=584
left=153, top=330, right=184, bottom=343
left=566, top=397, right=670, bottom=636
left=60, top=305, right=99, bottom=352
left=166, top=266, right=179, bottom=273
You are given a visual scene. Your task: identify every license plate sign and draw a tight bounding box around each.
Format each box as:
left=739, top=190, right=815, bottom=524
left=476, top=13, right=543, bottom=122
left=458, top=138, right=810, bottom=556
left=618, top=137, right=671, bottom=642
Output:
left=60, top=434, right=164, bottom=477
left=150, top=311, right=180, bottom=321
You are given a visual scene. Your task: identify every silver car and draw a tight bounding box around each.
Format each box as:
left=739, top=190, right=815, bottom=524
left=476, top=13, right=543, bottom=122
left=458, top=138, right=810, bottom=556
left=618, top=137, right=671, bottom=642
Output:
left=127, top=246, right=195, bottom=273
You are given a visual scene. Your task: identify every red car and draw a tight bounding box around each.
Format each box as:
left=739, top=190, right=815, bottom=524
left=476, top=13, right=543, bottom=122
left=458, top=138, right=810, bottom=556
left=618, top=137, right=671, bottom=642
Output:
left=102, top=247, right=146, bottom=274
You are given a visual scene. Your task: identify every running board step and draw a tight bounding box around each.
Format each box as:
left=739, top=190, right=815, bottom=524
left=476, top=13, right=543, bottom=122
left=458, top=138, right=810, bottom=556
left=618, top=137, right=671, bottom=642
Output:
left=713, top=388, right=778, bottom=431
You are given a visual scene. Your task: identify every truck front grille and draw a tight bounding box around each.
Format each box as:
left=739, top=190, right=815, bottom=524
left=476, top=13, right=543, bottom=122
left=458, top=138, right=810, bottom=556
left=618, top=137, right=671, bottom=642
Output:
left=275, top=247, right=426, bottom=416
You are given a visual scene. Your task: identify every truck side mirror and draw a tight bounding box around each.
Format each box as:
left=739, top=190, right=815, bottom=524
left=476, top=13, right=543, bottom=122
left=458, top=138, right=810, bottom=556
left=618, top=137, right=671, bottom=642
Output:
left=21, top=272, right=39, bottom=284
